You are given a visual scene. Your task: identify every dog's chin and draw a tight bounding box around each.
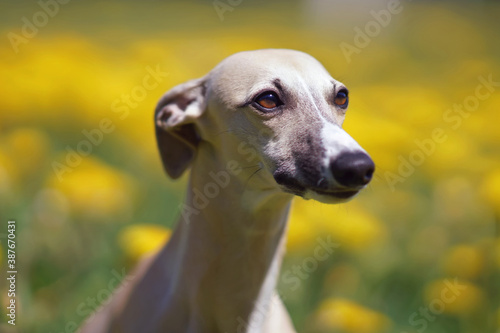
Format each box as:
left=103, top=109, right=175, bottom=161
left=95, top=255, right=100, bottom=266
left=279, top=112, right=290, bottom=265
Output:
left=301, top=189, right=360, bottom=204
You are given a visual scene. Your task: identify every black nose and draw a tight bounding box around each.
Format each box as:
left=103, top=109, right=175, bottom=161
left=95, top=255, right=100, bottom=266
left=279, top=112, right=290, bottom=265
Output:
left=330, top=152, right=375, bottom=187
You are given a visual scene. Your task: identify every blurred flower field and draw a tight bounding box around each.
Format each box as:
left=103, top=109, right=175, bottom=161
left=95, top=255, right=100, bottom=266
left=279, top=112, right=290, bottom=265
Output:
left=0, top=1, right=499, bottom=332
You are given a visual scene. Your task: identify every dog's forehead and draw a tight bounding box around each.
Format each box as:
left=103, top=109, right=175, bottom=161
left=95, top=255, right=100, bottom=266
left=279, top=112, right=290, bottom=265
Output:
left=210, top=50, right=332, bottom=90
left=226, top=49, right=323, bottom=67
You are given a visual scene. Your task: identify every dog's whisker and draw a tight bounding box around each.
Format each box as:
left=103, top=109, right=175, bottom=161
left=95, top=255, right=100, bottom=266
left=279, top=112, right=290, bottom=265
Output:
left=316, top=177, right=325, bottom=187
left=244, top=166, right=263, bottom=187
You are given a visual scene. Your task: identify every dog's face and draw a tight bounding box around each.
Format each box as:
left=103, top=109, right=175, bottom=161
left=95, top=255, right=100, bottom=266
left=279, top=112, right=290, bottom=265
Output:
left=155, top=49, right=374, bottom=204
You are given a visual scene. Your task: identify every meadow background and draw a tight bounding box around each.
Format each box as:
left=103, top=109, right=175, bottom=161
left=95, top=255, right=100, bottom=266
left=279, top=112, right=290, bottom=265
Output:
left=1, top=0, right=499, bottom=332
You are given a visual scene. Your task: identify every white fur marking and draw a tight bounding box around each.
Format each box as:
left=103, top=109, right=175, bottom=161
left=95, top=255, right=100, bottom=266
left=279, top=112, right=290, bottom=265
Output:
left=295, top=75, right=366, bottom=175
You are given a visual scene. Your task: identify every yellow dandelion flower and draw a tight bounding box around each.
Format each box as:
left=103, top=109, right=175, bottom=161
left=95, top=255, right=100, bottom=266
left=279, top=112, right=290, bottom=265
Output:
left=118, top=224, right=172, bottom=263
left=425, top=134, right=475, bottom=178
left=288, top=200, right=386, bottom=253
left=318, top=201, right=387, bottom=252
left=479, top=94, right=500, bottom=144
left=316, top=298, right=391, bottom=333
left=345, top=109, right=417, bottom=173
left=424, top=279, right=484, bottom=316
left=480, top=169, right=500, bottom=214
left=442, top=245, right=484, bottom=280
left=48, top=157, right=134, bottom=220
left=4, top=127, right=50, bottom=179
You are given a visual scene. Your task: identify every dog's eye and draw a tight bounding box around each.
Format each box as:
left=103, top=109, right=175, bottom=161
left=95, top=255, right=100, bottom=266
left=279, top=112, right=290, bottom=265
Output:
left=254, top=92, right=282, bottom=110
left=334, top=90, right=348, bottom=108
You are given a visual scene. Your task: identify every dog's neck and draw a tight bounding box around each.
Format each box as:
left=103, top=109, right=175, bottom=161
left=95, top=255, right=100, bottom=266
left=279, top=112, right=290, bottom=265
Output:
left=167, top=146, right=292, bottom=332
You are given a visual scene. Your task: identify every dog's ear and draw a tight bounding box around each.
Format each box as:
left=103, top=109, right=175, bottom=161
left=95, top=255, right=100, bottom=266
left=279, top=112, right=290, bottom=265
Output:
left=155, top=77, right=207, bottom=179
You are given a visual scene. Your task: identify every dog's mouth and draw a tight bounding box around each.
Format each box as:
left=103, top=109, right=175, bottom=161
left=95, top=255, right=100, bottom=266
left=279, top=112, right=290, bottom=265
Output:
left=283, top=186, right=361, bottom=204
left=273, top=172, right=362, bottom=201
left=302, top=187, right=362, bottom=204
left=313, top=189, right=360, bottom=199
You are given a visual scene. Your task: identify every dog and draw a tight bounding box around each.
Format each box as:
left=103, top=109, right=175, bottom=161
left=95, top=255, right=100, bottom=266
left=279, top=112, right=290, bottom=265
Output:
left=79, top=48, right=374, bottom=333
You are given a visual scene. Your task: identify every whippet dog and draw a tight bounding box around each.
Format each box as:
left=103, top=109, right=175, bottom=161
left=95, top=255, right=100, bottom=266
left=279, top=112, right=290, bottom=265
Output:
left=80, top=49, right=374, bottom=333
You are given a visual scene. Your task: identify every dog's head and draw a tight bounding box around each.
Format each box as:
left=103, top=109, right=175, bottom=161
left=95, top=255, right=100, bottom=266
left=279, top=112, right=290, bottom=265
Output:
left=155, top=49, right=374, bottom=203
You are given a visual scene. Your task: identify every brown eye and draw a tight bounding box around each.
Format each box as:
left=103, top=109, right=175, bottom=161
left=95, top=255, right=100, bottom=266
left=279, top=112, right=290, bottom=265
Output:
left=254, top=92, right=282, bottom=110
left=334, top=90, right=348, bottom=108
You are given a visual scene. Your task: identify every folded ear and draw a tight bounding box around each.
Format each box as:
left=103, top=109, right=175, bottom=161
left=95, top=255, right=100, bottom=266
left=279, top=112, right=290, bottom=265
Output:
left=155, top=77, right=207, bottom=179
